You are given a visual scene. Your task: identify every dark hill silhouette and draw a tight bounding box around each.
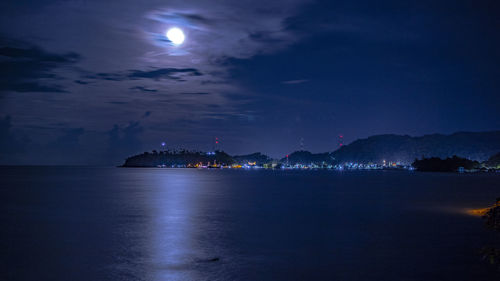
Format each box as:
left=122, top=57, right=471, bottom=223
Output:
left=280, top=150, right=334, bottom=165
left=331, top=131, right=500, bottom=164
left=484, top=152, right=500, bottom=169
left=121, top=131, right=500, bottom=167
left=123, top=150, right=234, bottom=167
left=412, top=156, right=479, bottom=172
left=233, top=152, right=272, bottom=166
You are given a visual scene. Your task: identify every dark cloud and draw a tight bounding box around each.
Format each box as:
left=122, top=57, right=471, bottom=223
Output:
left=0, top=116, right=145, bottom=165
left=180, top=92, right=211, bottom=95
left=0, top=36, right=80, bottom=93
left=176, top=13, right=212, bottom=24
left=85, top=68, right=203, bottom=82
left=26, top=126, right=102, bottom=165
left=2, top=82, right=66, bottom=93
left=44, top=128, right=85, bottom=162
left=107, top=121, right=144, bottom=163
left=130, top=86, right=158, bottom=92
left=88, top=72, right=123, bottom=81
left=130, top=86, right=157, bottom=92
left=1, top=0, right=499, bottom=163
left=128, top=68, right=202, bottom=80
left=0, top=116, right=86, bottom=165
left=0, top=116, right=27, bottom=161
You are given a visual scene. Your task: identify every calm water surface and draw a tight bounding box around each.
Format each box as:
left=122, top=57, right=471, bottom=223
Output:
left=1, top=167, right=500, bottom=280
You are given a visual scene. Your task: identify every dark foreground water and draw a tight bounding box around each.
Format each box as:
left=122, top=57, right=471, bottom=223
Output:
left=1, top=167, right=500, bottom=281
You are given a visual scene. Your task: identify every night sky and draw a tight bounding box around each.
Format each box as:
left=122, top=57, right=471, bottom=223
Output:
left=1, top=0, right=499, bottom=165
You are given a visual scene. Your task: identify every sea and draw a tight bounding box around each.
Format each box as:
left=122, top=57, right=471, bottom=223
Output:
left=1, top=167, right=500, bottom=281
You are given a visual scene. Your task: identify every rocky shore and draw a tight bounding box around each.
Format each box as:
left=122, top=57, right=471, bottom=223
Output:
left=481, top=198, right=500, bottom=267
left=484, top=199, right=500, bottom=231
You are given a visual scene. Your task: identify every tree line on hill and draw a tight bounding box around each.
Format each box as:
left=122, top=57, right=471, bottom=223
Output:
left=121, top=131, right=500, bottom=170
left=330, top=131, right=500, bottom=164
left=122, top=149, right=500, bottom=171
left=412, top=152, right=500, bottom=172
left=412, top=156, right=479, bottom=172
left=122, top=150, right=335, bottom=167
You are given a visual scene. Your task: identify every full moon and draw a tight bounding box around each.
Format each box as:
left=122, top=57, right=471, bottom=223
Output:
left=166, top=27, right=185, bottom=45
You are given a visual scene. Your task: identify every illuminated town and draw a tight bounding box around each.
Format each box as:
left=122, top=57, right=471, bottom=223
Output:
left=123, top=135, right=500, bottom=172
left=159, top=157, right=411, bottom=170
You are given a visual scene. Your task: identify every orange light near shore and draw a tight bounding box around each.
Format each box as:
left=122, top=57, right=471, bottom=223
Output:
left=466, top=207, right=492, bottom=216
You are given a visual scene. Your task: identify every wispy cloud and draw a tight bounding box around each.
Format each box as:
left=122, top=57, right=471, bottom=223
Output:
left=85, top=68, right=203, bottom=82
left=0, top=37, right=80, bottom=93
left=0, top=0, right=316, bottom=163
left=129, top=86, right=158, bottom=92
left=281, top=79, right=310, bottom=85
left=180, top=92, right=211, bottom=95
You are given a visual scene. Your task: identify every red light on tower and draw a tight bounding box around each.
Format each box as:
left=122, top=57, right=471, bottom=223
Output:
left=338, top=134, right=344, bottom=148
left=214, top=136, right=220, bottom=151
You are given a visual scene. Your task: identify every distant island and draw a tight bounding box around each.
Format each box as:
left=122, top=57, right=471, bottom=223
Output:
left=412, top=156, right=480, bottom=172
left=412, top=152, right=500, bottom=172
left=122, top=131, right=500, bottom=172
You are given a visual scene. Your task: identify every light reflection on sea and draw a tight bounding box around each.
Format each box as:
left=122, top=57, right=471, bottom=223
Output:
left=1, top=167, right=500, bottom=281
